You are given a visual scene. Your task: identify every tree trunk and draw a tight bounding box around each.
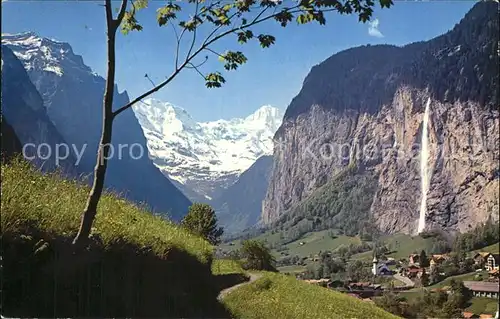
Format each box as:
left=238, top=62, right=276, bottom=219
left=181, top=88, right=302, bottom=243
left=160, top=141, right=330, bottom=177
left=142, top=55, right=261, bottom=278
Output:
left=73, top=0, right=119, bottom=247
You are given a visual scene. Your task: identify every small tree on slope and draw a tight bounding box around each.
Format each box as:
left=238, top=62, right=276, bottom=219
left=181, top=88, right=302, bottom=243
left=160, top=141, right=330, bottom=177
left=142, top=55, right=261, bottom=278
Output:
left=240, top=239, right=276, bottom=271
left=181, top=203, right=224, bottom=245
left=72, top=0, right=394, bottom=246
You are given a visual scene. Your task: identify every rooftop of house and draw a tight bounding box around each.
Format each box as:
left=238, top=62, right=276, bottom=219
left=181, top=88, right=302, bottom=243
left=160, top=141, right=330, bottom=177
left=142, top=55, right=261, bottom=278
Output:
left=463, top=311, right=476, bottom=319
left=475, top=252, right=492, bottom=258
left=303, top=279, right=331, bottom=284
left=463, top=281, right=500, bottom=293
left=408, top=268, right=424, bottom=273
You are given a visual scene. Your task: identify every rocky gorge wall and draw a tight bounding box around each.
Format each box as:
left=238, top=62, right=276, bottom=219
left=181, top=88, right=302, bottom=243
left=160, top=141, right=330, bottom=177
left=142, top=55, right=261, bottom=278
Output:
left=264, top=87, right=499, bottom=235
left=262, top=1, right=499, bottom=235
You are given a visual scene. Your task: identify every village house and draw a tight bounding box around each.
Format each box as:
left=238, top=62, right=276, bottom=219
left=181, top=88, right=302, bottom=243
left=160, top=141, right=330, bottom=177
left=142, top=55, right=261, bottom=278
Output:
left=463, top=281, right=500, bottom=299
left=474, top=252, right=493, bottom=267
left=409, top=253, right=420, bottom=265
left=463, top=311, right=480, bottom=319
left=489, top=269, right=499, bottom=280
left=430, top=254, right=449, bottom=269
left=402, top=265, right=425, bottom=279
left=486, top=254, right=500, bottom=271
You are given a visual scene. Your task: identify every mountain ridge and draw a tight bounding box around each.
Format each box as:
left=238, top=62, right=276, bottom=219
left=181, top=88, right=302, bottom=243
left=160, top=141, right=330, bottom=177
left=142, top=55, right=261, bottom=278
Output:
left=2, top=33, right=191, bottom=220
left=133, top=98, right=283, bottom=201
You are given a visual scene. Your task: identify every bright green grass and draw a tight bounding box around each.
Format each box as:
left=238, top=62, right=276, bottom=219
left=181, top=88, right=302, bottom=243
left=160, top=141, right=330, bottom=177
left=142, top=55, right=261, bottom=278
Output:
left=277, top=265, right=307, bottom=274
left=352, top=233, right=435, bottom=261
left=222, top=272, right=399, bottom=319
left=211, top=259, right=244, bottom=275
left=281, top=230, right=361, bottom=257
left=467, top=297, right=499, bottom=315
left=221, top=230, right=361, bottom=260
left=1, top=160, right=213, bottom=263
left=479, top=242, right=499, bottom=254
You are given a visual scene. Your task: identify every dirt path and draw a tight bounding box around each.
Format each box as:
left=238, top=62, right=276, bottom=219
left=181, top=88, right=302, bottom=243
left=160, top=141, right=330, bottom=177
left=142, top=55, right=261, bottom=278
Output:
left=217, top=273, right=262, bottom=301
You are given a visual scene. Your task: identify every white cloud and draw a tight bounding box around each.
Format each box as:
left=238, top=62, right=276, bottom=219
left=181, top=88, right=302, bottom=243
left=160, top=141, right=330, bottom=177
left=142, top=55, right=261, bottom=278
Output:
left=368, top=18, right=384, bottom=38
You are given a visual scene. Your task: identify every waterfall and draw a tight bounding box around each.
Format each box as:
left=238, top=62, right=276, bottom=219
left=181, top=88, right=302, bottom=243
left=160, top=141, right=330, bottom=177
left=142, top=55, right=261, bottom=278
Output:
left=417, top=98, right=431, bottom=233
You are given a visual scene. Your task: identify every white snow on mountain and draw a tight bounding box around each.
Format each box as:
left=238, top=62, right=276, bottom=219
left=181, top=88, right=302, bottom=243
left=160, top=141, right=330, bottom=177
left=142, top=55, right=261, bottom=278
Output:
left=132, top=98, right=283, bottom=199
left=2, top=32, right=93, bottom=77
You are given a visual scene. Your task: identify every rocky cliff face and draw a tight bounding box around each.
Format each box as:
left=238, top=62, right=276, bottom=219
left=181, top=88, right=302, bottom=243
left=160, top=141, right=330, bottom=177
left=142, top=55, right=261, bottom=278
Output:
left=263, top=1, right=499, bottom=235
left=1, top=45, right=75, bottom=173
left=2, top=33, right=191, bottom=220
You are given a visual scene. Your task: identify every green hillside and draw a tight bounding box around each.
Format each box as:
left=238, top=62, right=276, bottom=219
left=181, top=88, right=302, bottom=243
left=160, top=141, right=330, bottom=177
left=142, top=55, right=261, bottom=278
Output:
left=222, top=272, right=399, bottom=319
left=1, top=159, right=226, bottom=317
left=2, top=159, right=398, bottom=318
left=269, top=166, right=379, bottom=242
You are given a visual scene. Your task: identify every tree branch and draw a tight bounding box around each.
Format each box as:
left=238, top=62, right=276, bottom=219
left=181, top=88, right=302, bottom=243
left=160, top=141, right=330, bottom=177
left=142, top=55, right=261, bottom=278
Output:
left=115, top=0, right=128, bottom=28
left=186, top=55, right=209, bottom=69
left=186, top=0, right=201, bottom=61
left=170, top=23, right=181, bottom=69
left=105, top=0, right=114, bottom=26
left=186, top=62, right=207, bottom=80
left=204, top=47, right=224, bottom=58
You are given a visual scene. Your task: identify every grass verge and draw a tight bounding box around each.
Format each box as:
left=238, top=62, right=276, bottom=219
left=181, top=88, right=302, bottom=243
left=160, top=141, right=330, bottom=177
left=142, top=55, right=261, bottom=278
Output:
left=221, top=272, right=399, bottom=319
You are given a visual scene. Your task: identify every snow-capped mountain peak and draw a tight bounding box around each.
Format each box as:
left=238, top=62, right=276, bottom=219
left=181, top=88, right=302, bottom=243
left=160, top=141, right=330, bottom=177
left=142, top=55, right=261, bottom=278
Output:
left=246, top=104, right=281, bottom=122
left=133, top=98, right=283, bottom=200
left=2, top=32, right=92, bottom=76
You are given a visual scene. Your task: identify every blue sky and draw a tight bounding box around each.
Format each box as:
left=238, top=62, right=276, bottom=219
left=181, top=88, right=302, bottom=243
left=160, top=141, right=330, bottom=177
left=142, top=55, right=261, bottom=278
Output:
left=2, top=0, right=475, bottom=122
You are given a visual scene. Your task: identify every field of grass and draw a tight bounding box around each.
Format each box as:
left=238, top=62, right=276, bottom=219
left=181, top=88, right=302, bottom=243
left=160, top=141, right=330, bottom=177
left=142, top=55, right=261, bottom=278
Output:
left=1, top=159, right=212, bottom=263
left=277, top=265, right=307, bottom=274
left=212, top=259, right=245, bottom=275
left=467, top=297, right=498, bottom=315
left=221, top=272, right=399, bottom=319
left=280, top=230, right=361, bottom=257
left=477, top=242, right=499, bottom=254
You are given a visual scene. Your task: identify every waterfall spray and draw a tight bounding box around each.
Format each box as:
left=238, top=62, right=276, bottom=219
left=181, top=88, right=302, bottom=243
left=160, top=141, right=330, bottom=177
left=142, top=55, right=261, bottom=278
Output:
left=417, top=98, right=431, bottom=233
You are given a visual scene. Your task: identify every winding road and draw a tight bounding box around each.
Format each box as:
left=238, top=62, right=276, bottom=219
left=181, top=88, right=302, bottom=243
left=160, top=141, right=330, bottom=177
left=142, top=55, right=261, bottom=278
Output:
left=217, top=273, right=262, bottom=301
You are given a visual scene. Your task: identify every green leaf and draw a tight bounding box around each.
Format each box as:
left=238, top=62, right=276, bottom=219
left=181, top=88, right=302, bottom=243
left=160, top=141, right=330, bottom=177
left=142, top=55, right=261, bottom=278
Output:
left=205, top=72, right=226, bottom=88
left=235, top=0, right=255, bottom=12
left=220, top=51, right=248, bottom=70
left=257, top=34, right=275, bottom=48
left=236, top=30, right=254, bottom=43
left=260, top=0, right=279, bottom=7
left=134, top=0, right=148, bottom=10
left=121, top=11, right=143, bottom=35
left=156, top=3, right=181, bottom=27
left=297, top=13, right=314, bottom=25
left=274, top=9, right=293, bottom=27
